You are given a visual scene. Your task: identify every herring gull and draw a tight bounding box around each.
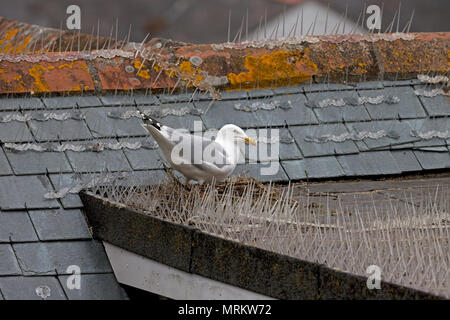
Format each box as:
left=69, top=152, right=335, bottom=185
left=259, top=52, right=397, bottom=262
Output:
left=140, top=113, right=256, bottom=184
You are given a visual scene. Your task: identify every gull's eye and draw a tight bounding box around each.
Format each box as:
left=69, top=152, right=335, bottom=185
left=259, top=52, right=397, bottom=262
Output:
left=233, top=129, right=239, bottom=134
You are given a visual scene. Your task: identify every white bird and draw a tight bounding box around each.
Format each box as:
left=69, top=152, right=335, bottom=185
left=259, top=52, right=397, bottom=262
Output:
left=140, top=113, right=257, bottom=184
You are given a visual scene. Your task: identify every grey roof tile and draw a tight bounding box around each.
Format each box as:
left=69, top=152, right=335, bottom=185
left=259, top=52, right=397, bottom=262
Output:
left=303, top=83, right=353, bottom=92
left=158, top=93, right=192, bottom=104
left=18, top=97, right=45, bottom=110
left=390, top=143, right=415, bottom=150
left=218, top=90, right=248, bottom=100
left=255, top=93, right=318, bottom=126
left=99, top=95, right=135, bottom=106
left=84, top=106, right=147, bottom=138
left=355, top=81, right=384, bottom=89
left=391, top=150, right=422, bottom=173
left=273, top=84, right=304, bottom=95
left=29, top=119, right=92, bottom=142
left=313, top=104, right=371, bottom=123
left=134, top=94, right=160, bottom=106
left=197, top=99, right=262, bottom=129
left=290, top=124, right=359, bottom=157
left=0, top=98, right=44, bottom=111
left=413, top=150, right=450, bottom=170
left=247, top=88, right=274, bottom=99
left=196, top=99, right=267, bottom=129
left=360, top=87, right=426, bottom=120
left=114, top=169, right=169, bottom=186
left=382, top=79, right=421, bottom=87
left=119, top=137, right=163, bottom=170
left=298, top=156, right=345, bottom=178
left=233, top=162, right=288, bottom=183
left=346, top=120, right=419, bottom=150
left=75, top=95, right=102, bottom=108
left=0, top=175, right=59, bottom=210
left=0, top=148, right=12, bottom=175
left=12, top=242, right=56, bottom=275
left=305, top=91, right=371, bottom=123
left=29, top=209, right=91, bottom=241
left=247, top=128, right=302, bottom=161
left=336, top=151, right=401, bottom=176
left=5, top=149, right=72, bottom=175
left=408, top=118, right=450, bottom=148
left=48, top=174, right=84, bottom=209
left=66, top=141, right=132, bottom=172
left=0, top=98, right=21, bottom=111
left=282, top=156, right=345, bottom=179
left=0, top=211, right=39, bottom=243
left=415, top=146, right=448, bottom=152
left=353, top=140, right=370, bottom=152
left=191, top=92, right=215, bottom=101
left=59, top=273, right=127, bottom=300
left=0, top=276, right=66, bottom=300
left=280, top=160, right=307, bottom=180
left=415, top=87, right=450, bottom=117
left=140, top=103, right=205, bottom=132
left=0, top=113, right=34, bottom=142
left=42, top=96, right=79, bottom=109
left=0, top=244, right=21, bottom=275
left=13, top=241, right=112, bottom=276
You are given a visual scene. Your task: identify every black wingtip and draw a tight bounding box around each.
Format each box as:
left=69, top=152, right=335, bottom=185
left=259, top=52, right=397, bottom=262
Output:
left=139, top=111, right=161, bottom=130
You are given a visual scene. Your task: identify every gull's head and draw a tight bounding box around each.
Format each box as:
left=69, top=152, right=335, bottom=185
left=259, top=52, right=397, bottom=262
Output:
left=217, top=124, right=257, bottom=146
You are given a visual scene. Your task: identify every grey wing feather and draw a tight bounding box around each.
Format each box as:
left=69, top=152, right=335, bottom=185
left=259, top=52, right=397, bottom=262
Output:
left=167, top=132, right=232, bottom=172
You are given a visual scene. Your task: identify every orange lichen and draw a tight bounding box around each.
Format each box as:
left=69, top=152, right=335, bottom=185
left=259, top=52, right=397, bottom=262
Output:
left=178, top=60, right=204, bottom=86
left=27, top=61, right=91, bottom=92
left=5, top=29, right=18, bottom=41
left=227, top=49, right=317, bottom=89
left=133, top=60, right=151, bottom=79
left=29, top=65, right=51, bottom=91
left=0, top=30, right=32, bottom=53
left=72, top=84, right=90, bottom=91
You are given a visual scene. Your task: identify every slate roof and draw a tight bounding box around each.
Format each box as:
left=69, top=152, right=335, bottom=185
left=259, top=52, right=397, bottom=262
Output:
left=0, top=78, right=449, bottom=299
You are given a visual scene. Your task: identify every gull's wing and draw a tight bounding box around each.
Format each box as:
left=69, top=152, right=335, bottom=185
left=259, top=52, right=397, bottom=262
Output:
left=168, top=132, right=232, bottom=172
left=141, top=114, right=233, bottom=175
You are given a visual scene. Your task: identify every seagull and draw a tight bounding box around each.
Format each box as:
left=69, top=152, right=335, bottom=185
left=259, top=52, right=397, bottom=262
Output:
left=140, top=113, right=257, bottom=184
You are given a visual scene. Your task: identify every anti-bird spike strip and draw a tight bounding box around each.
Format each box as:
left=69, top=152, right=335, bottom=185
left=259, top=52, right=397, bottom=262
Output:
left=86, top=176, right=450, bottom=298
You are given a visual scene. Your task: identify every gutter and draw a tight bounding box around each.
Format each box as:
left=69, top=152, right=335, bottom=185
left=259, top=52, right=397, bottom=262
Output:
left=80, top=191, right=442, bottom=300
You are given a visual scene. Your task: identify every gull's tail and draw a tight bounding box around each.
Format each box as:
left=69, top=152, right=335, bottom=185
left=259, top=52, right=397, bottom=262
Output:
left=139, top=111, right=161, bottom=130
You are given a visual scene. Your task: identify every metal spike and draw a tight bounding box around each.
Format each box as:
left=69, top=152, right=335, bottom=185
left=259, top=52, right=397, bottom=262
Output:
left=115, top=17, right=118, bottom=49
left=97, top=19, right=100, bottom=50
left=311, top=11, right=319, bottom=35
left=228, top=9, right=231, bottom=43
left=343, top=2, right=348, bottom=34
left=246, top=8, right=249, bottom=42
left=402, top=8, right=415, bottom=33
left=264, top=8, right=267, bottom=39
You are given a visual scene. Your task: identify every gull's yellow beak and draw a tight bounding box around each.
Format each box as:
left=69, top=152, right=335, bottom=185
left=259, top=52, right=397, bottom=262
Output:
left=244, top=137, right=257, bottom=146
